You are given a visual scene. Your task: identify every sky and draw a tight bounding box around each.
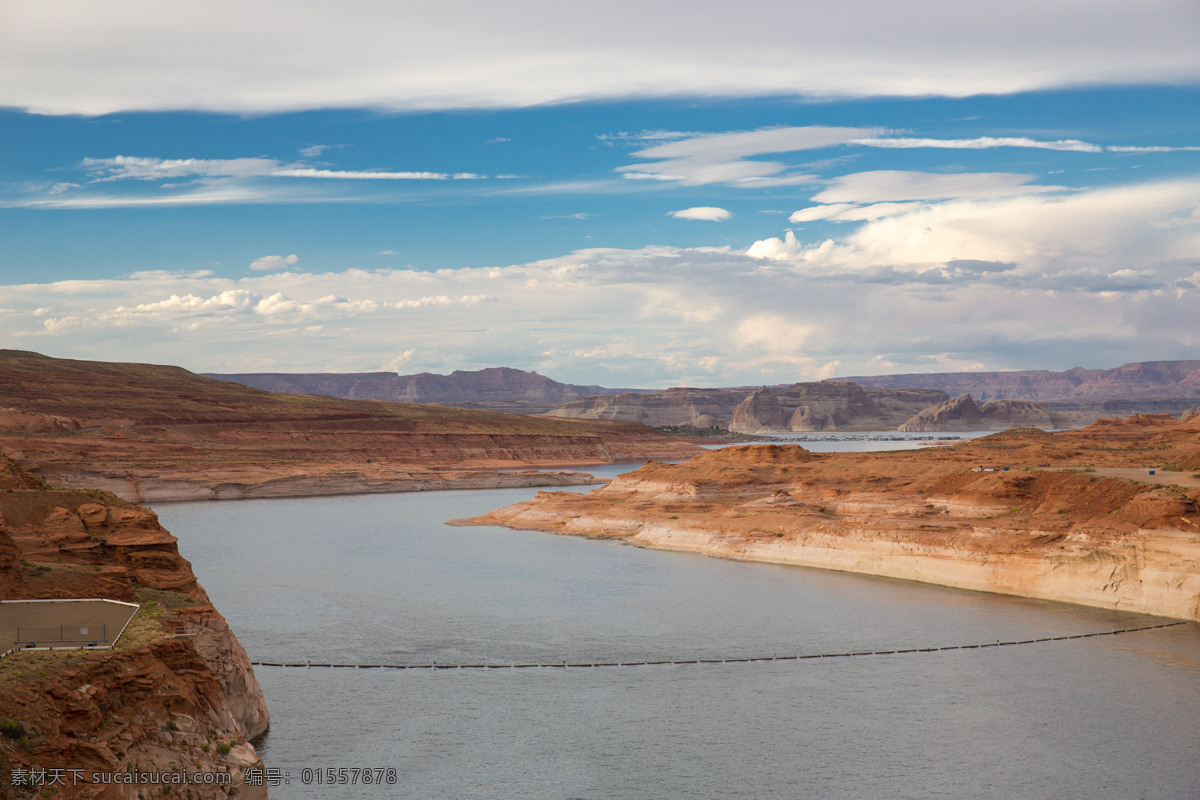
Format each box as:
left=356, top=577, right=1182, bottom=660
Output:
left=2, top=1, right=1199, bottom=388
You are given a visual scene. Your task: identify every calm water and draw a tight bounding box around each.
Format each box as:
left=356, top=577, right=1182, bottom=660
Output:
left=156, top=461, right=1200, bottom=799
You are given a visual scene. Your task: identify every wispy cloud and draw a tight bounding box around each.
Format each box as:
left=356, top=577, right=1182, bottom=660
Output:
left=616, top=126, right=878, bottom=186
left=7, top=153, right=494, bottom=209
left=852, top=136, right=1104, bottom=153
left=273, top=168, right=462, bottom=180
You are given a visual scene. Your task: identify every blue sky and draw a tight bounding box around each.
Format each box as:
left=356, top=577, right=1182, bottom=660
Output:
left=2, top=1, right=1199, bottom=387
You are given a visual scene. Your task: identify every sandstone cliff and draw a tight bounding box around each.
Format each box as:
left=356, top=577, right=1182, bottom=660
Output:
left=549, top=382, right=947, bottom=432
left=461, top=415, right=1200, bottom=621
left=0, top=453, right=269, bottom=799
left=0, top=351, right=698, bottom=503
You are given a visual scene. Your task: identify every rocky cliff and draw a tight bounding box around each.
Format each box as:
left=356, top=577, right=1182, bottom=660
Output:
left=549, top=382, right=947, bottom=432
left=461, top=415, right=1200, bottom=621
left=0, top=453, right=269, bottom=799
left=0, top=351, right=698, bottom=503
left=204, top=367, right=636, bottom=414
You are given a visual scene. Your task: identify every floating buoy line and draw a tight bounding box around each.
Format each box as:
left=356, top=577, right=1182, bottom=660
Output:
left=250, top=621, right=1189, bottom=671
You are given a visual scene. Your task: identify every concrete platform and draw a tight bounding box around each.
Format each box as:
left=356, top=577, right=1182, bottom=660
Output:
left=0, top=599, right=139, bottom=654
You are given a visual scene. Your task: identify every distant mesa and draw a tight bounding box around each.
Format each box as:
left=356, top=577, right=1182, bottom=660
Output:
left=840, top=360, right=1200, bottom=402
left=204, top=367, right=642, bottom=414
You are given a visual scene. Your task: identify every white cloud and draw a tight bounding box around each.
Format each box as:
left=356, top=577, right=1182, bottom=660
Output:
left=669, top=207, right=731, bottom=221
left=5, top=152, right=493, bottom=209
left=756, top=176, right=1200, bottom=276
left=80, top=156, right=280, bottom=182
left=3, top=173, right=1198, bottom=384
left=248, top=254, right=299, bottom=272
left=1107, top=145, right=1200, bottom=153
left=5, top=2, right=1198, bottom=115
left=852, top=136, right=1104, bottom=153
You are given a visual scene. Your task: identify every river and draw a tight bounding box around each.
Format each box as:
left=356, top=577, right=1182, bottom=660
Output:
left=156, top=444, right=1200, bottom=799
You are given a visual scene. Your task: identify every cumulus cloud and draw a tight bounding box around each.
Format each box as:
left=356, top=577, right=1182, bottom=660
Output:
left=248, top=254, right=299, bottom=272
left=5, top=2, right=1199, bottom=115
left=755, top=176, right=1200, bottom=280
left=669, top=207, right=731, bottom=221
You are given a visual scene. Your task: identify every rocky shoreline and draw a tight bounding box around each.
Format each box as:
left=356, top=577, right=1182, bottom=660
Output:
left=40, top=467, right=602, bottom=504
left=459, top=416, right=1200, bottom=622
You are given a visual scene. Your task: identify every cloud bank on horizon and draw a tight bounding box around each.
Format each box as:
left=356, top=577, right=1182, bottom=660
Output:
left=1, top=0, right=1198, bottom=386
left=3, top=1, right=1198, bottom=115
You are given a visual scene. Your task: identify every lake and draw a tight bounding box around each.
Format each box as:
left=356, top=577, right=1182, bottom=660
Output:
left=156, top=451, right=1200, bottom=799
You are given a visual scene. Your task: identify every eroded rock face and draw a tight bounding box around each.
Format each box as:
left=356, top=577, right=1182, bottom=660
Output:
left=0, top=453, right=269, bottom=798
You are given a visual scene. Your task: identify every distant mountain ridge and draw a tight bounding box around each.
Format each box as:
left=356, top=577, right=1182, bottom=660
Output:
left=208, top=359, right=1200, bottom=431
left=839, top=360, right=1200, bottom=402
left=205, top=367, right=645, bottom=414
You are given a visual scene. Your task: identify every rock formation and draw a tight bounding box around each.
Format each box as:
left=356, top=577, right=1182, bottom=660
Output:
left=460, top=414, right=1200, bottom=621
left=899, top=395, right=1056, bottom=431
left=0, top=350, right=699, bottom=503
left=0, top=452, right=269, bottom=798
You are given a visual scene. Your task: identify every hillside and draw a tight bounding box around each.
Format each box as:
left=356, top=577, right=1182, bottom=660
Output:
left=0, top=351, right=699, bottom=502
